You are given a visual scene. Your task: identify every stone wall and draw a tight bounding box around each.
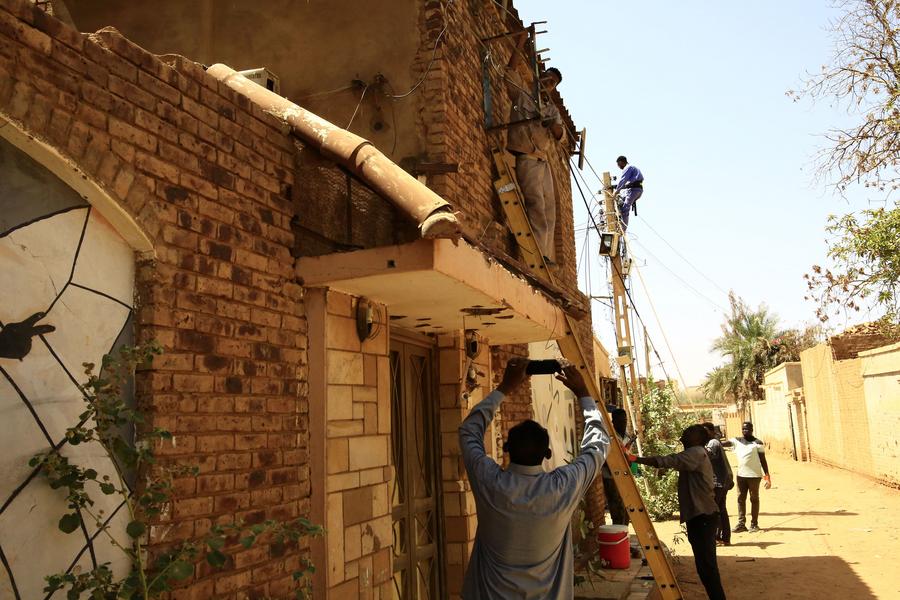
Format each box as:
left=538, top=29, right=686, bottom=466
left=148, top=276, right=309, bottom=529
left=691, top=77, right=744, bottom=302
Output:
left=306, top=289, right=393, bottom=599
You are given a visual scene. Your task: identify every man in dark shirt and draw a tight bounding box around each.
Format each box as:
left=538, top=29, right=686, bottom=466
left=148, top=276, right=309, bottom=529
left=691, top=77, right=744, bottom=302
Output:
left=631, top=424, right=726, bottom=600
left=601, top=408, right=632, bottom=525
left=703, top=422, right=734, bottom=545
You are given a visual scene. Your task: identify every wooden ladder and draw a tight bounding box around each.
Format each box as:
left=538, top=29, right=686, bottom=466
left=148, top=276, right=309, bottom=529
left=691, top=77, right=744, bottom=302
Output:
left=491, top=147, right=683, bottom=599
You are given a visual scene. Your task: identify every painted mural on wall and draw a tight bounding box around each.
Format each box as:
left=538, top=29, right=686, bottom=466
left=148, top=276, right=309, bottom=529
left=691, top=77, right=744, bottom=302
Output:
left=529, top=341, right=578, bottom=469
left=0, top=137, right=136, bottom=598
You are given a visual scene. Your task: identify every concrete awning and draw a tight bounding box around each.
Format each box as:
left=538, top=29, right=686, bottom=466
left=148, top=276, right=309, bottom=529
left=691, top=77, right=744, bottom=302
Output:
left=296, top=239, right=568, bottom=344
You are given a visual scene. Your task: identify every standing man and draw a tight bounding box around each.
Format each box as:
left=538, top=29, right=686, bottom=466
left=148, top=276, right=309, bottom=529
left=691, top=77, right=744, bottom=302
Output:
left=506, top=33, right=565, bottom=265
left=630, top=425, right=726, bottom=600
left=613, top=156, right=644, bottom=230
left=459, top=359, right=610, bottom=599
left=602, top=408, right=632, bottom=526
left=703, top=422, right=734, bottom=545
left=723, top=421, right=771, bottom=533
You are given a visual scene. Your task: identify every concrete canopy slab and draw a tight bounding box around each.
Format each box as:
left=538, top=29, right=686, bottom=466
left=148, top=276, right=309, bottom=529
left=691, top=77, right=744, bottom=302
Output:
left=296, top=239, right=568, bottom=345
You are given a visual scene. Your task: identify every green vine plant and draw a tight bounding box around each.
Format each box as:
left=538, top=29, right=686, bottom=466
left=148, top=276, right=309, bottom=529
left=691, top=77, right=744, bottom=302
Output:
left=28, top=342, right=323, bottom=599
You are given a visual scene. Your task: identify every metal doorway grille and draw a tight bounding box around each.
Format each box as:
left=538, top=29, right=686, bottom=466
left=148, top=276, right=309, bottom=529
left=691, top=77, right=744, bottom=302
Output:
left=389, top=337, right=444, bottom=600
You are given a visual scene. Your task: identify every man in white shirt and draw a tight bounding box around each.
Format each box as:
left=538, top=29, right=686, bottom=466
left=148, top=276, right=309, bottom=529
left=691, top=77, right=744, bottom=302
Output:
left=723, top=421, right=771, bottom=533
left=458, top=358, right=610, bottom=599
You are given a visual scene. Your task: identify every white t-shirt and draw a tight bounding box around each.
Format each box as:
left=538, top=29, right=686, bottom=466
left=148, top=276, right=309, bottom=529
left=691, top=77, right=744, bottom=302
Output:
left=729, top=437, right=766, bottom=478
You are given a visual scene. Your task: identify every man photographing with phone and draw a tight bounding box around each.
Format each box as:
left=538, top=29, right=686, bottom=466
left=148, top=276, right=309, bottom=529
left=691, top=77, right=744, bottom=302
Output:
left=459, top=357, right=610, bottom=599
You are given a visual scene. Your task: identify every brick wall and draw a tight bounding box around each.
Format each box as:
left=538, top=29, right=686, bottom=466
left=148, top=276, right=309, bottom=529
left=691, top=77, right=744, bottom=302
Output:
left=0, top=1, right=310, bottom=596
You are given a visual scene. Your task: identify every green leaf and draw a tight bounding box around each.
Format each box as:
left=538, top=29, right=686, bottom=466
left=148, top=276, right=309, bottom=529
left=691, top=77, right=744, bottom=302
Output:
left=126, top=520, right=146, bottom=538
left=168, top=560, right=194, bottom=580
left=99, top=482, right=116, bottom=495
left=206, top=550, right=227, bottom=569
left=207, top=536, right=225, bottom=550
left=239, top=535, right=255, bottom=548
left=83, top=468, right=98, bottom=480
left=58, top=513, right=81, bottom=534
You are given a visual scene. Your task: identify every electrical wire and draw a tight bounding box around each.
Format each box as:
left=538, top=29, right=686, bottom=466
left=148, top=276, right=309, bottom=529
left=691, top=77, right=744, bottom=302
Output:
left=629, top=238, right=729, bottom=314
left=632, top=261, right=697, bottom=410
left=346, top=84, right=369, bottom=129
left=481, top=17, right=700, bottom=413
left=571, top=157, right=697, bottom=410
left=636, top=214, right=731, bottom=296
left=296, top=84, right=356, bottom=100
left=388, top=0, right=455, bottom=99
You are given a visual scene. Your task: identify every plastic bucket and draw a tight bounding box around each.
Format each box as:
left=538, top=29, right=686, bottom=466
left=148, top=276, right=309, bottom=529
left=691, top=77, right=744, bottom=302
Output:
left=597, top=524, right=630, bottom=569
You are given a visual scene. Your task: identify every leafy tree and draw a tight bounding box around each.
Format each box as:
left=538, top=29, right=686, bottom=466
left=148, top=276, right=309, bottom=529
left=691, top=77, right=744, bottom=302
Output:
left=789, top=0, right=899, bottom=193
left=805, top=205, right=900, bottom=334
left=791, top=0, right=900, bottom=333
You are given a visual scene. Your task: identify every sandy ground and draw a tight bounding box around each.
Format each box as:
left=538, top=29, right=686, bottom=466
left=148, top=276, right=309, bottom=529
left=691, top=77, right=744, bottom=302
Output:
left=652, top=453, right=900, bottom=600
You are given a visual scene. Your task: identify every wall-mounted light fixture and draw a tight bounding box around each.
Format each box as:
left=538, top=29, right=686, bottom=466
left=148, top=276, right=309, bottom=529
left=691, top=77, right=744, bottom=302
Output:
left=355, top=297, right=381, bottom=342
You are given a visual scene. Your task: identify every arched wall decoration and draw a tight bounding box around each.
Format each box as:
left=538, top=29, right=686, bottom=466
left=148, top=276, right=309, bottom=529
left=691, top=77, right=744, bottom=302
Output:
left=0, top=117, right=151, bottom=599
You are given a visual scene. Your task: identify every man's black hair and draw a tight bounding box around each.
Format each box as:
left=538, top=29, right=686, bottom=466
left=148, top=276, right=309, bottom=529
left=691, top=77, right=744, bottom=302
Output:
left=701, top=422, right=717, bottom=434
left=610, top=408, right=628, bottom=437
left=742, top=421, right=753, bottom=428
left=681, top=423, right=711, bottom=447
left=616, top=155, right=628, bottom=163
left=504, top=419, right=550, bottom=466
left=545, top=67, right=562, bottom=83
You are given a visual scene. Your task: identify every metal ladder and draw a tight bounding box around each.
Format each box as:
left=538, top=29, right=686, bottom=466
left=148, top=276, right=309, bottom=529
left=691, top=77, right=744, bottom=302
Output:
left=491, top=147, right=683, bottom=599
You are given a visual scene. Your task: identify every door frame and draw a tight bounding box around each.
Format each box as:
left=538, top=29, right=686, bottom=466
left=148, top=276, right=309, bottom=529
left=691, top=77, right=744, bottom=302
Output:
left=388, top=328, right=447, bottom=600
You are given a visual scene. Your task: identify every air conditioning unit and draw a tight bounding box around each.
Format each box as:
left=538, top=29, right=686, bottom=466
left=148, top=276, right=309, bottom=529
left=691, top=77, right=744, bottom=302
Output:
left=238, top=68, right=281, bottom=94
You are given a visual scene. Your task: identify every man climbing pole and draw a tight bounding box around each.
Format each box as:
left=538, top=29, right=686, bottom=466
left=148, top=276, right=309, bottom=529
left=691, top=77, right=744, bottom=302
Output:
left=613, top=155, right=644, bottom=231
left=505, top=32, right=565, bottom=265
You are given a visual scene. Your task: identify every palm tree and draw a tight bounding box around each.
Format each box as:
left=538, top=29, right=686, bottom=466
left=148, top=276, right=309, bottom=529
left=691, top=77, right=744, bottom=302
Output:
left=703, top=293, right=779, bottom=410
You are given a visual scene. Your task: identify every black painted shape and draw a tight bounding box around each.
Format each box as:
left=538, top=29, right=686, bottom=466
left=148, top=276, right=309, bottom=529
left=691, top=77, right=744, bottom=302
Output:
left=0, top=542, right=21, bottom=600
left=54, top=499, right=128, bottom=597
left=0, top=312, right=56, bottom=360
left=44, top=207, right=91, bottom=316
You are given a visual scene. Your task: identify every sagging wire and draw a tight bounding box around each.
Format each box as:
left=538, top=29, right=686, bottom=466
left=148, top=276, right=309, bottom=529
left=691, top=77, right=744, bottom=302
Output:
left=346, top=84, right=369, bottom=129
left=388, top=0, right=455, bottom=99
left=572, top=154, right=695, bottom=411
left=637, top=214, right=731, bottom=297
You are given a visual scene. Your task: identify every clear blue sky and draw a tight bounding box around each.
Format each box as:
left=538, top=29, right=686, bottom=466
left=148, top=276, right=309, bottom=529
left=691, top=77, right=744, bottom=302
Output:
left=515, top=1, right=881, bottom=386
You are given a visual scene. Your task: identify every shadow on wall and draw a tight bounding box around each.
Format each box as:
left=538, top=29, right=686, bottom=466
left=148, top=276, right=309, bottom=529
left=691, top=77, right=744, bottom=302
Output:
left=674, top=555, right=877, bottom=600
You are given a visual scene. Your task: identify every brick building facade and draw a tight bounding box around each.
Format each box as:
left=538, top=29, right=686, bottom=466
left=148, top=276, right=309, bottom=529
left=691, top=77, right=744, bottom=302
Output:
left=0, top=1, right=600, bottom=598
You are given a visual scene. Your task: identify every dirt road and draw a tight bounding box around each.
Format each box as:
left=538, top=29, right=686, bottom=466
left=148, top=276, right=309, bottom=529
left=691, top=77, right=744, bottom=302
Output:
left=653, top=453, right=900, bottom=599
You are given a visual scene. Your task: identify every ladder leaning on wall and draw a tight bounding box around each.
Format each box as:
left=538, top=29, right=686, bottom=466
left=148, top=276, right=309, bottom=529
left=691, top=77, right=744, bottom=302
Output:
left=490, top=147, right=683, bottom=600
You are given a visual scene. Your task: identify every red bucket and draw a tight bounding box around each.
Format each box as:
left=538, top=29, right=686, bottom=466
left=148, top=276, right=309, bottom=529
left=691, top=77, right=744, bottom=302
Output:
left=597, top=524, right=630, bottom=569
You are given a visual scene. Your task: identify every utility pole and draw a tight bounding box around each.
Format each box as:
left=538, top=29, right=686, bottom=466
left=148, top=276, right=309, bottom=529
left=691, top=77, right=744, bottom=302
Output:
left=602, top=176, right=643, bottom=451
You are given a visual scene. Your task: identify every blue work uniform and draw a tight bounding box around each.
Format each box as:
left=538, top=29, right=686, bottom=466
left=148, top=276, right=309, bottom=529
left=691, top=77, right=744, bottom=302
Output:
left=615, top=164, right=644, bottom=229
